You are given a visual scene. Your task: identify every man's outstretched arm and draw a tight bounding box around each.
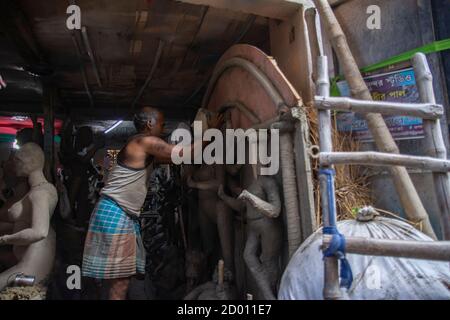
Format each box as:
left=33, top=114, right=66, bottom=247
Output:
left=142, top=136, right=206, bottom=164
left=146, top=113, right=224, bottom=164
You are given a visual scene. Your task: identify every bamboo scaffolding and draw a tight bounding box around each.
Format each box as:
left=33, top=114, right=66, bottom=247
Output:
left=313, top=0, right=436, bottom=239
left=314, top=96, right=444, bottom=119
left=323, top=235, right=450, bottom=261
left=413, top=53, right=450, bottom=240
left=318, top=152, right=450, bottom=172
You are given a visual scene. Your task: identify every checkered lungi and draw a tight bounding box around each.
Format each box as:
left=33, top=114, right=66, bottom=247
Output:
left=82, top=196, right=146, bottom=279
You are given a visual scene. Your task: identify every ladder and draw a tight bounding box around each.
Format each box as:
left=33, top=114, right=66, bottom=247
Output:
left=313, top=53, right=450, bottom=300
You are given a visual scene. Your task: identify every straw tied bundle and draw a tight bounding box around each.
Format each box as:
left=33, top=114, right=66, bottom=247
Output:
left=305, top=107, right=373, bottom=225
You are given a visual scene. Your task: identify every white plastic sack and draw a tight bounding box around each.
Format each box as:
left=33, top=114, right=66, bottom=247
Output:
left=278, top=216, right=450, bottom=300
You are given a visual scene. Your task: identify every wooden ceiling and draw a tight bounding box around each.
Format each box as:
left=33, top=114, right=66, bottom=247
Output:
left=0, top=0, right=270, bottom=121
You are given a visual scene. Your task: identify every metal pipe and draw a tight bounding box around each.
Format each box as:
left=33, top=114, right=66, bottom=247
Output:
left=315, top=96, right=444, bottom=120
left=323, top=235, right=450, bottom=261
left=132, top=39, right=165, bottom=109
left=81, top=26, right=102, bottom=87
left=318, top=151, right=450, bottom=172
left=316, top=55, right=341, bottom=300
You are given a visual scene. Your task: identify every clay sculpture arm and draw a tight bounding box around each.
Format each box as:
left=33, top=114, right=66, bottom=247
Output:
left=238, top=177, right=281, bottom=219
left=217, top=185, right=244, bottom=212
left=0, top=190, right=49, bottom=246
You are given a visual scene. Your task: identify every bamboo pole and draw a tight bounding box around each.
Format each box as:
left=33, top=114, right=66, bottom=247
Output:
left=317, top=56, right=342, bottom=300
left=318, top=152, right=450, bottom=172
left=413, top=53, right=450, bottom=240
left=323, top=235, right=450, bottom=261
left=305, top=8, right=323, bottom=82
left=313, top=0, right=436, bottom=239
left=315, top=96, right=444, bottom=119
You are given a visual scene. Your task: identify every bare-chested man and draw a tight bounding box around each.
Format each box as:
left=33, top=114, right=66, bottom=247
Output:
left=82, top=106, right=222, bottom=300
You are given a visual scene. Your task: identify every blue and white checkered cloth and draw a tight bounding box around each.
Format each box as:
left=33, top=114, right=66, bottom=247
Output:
left=82, top=196, right=145, bottom=279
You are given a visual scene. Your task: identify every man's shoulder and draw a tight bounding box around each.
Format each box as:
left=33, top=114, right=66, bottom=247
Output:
left=129, top=134, right=162, bottom=145
left=125, top=135, right=167, bottom=156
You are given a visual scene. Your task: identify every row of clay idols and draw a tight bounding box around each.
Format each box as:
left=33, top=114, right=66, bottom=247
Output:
left=185, top=163, right=282, bottom=300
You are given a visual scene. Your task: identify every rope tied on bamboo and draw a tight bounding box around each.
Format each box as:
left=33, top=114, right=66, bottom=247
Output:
left=320, top=168, right=353, bottom=290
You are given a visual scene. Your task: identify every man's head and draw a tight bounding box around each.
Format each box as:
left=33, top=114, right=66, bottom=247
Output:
left=133, top=107, right=165, bottom=136
left=14, top=142, right=45, bottom=177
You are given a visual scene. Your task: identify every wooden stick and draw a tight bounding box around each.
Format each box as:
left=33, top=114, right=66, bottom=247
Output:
left=313, top=0, right=436, bottom=239
left=314, top=96, right=444, bottom=119
left=218, top=259, right=224, bottom=288
left=323, top=235, right=450, bottom=261
left=317, top=56, right=342, bottom=300
left=413, top=53, right=450, bottom=240
left=318, top=152, right=450, bottom=172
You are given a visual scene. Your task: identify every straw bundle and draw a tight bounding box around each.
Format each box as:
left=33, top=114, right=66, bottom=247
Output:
left=304, top=106, right=373, bottom=225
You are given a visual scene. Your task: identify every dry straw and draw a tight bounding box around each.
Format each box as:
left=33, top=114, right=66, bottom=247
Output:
left=305, top=106, right=373, bottom=225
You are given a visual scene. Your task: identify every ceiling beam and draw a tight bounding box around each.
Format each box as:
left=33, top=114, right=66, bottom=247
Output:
left=175, top=0, right=314, bottom=20
left=175, top=0, right=349, bottom=19
left=0, top=0, right=44, bottom=67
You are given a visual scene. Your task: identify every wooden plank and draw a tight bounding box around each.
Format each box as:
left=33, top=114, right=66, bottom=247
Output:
left=175, top=0, right=314, bottom=20
left=269, top=6, right=314, bottom=105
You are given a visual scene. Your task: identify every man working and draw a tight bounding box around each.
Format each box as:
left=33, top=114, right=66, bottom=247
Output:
left=82, top=106, right=222, bottom=299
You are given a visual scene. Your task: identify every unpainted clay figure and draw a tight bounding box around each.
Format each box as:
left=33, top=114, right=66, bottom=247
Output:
left=187, top=164, right=234, bottom=274
left=0, top=143, right=58, bottom=291
left=218, top=174, right=282, bottom=300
